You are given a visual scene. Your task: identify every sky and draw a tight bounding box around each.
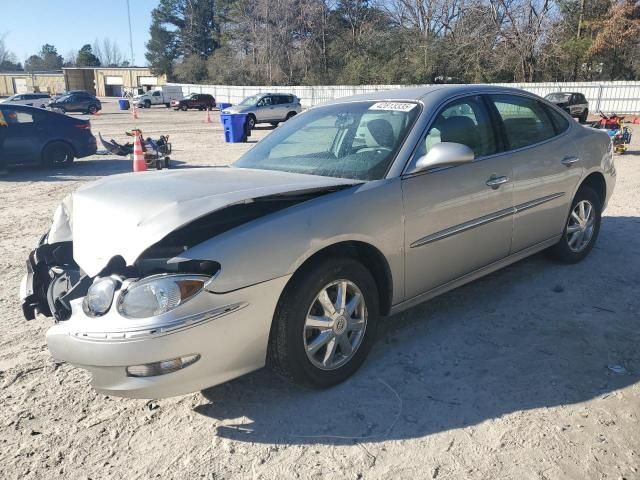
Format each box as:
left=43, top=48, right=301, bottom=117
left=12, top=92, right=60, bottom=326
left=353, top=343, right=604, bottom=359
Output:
left=1, top=0, right=157, bottom=66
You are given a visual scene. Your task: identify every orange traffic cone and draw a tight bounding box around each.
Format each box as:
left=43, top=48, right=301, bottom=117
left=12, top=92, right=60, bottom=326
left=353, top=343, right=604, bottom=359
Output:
left=204, top=108, right=212, bottom=123
left=132, top=130, right=147, bottom=172
left=131, top=104, right=139, bottom=120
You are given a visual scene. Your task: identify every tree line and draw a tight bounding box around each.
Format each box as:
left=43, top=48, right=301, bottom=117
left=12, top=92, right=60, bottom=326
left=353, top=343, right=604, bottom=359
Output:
left=145, top=0, right=640, bottom=85
left=0, top=38, right=130, bottom=72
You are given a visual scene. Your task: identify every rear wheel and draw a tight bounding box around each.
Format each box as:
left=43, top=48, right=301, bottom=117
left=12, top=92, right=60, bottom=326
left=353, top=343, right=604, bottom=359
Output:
left=548, top=186, right=601, bottom=263
left=271, top=121, right=280, bottom=127
left=42, top=142, right=74, bottom=167
left=87, top=104, right=98, bottom=114
left=579, top=109, right=589, bottom=124
left=286, top=111, right=297, bottom=121
left=268, top=257, right=379, bottom=388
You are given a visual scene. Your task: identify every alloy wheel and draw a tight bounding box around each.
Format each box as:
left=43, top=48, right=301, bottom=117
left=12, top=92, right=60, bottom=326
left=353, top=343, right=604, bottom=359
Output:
left=303, top=279, right=367, bottom=370
left=566, top=199, right=596, bottom=252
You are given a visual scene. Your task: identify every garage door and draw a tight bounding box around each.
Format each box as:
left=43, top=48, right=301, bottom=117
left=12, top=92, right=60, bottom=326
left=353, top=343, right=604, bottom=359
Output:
left=138, top=76, right=158, bottom=86
left=13, top=78, right=27, bottom=93
left=104, top=76, right=123, bottom=85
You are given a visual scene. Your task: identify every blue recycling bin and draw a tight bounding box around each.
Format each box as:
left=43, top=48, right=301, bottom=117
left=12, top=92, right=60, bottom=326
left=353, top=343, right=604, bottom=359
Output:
left=221, top=113, right=248, bottom=143
left=218, top=102, right=232, bottom=111
left=118, top=99, right=130, bottom=110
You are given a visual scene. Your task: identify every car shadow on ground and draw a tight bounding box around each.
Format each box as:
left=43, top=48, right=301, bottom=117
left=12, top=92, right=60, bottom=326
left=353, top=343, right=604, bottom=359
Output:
left=2, top=158, right=197, bottom=182
left=195, top=215, right=640, bottom=445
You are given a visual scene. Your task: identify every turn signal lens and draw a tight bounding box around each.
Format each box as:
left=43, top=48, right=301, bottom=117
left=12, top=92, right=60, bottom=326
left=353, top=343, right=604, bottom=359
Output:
left=126, top=354, right=200, bottom=377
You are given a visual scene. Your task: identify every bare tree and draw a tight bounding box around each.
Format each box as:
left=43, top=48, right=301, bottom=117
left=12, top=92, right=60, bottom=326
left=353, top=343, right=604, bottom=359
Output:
left=93, top=38, right=125, bottom=67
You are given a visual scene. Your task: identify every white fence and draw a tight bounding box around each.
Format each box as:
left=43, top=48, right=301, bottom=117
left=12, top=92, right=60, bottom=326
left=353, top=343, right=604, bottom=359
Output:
left=168, top=81, right=640, bottom=114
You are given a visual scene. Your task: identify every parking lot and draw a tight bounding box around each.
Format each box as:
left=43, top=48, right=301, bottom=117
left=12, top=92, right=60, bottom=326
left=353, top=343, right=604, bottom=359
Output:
left=1, top=99, right=639, bottom=480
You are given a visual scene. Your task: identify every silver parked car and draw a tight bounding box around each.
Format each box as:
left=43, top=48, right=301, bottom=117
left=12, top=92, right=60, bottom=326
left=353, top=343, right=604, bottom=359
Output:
left=222, top=93, right=302, bottom=128
left=21, top=85, right=615, bottom=399
left=1, top=92, right=51, bottom=108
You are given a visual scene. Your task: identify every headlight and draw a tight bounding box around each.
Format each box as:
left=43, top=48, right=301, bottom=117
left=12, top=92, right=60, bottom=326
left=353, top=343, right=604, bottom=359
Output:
left=117, top=274, right=208, bottom=319
left=83, top=277, right=118, bottom=317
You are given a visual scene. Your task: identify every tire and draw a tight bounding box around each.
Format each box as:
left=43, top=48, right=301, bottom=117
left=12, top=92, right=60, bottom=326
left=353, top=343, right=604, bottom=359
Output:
left=181, top=105, right=188, bottom=111
left=156, top=159, right=163, bottom=170
left=247, top=114, right=256, bottom=129
left=87, top=104, right=98, bottom=115
left=165, top=103, right=170, bottom=108
left=268, top=257, right=379, bottom=388
left=548, top=186, right=601, bottom=263
left=144, top=100, right=151, bottom=109
left=42, top=142, right=74, bottom=167
left=164, top=157, right=170, bottom=169
left=271, top=122, right=280, bottom=127
left=579, top=109, right=589, bottom=124
left=286, top=111, right=297, bottom=120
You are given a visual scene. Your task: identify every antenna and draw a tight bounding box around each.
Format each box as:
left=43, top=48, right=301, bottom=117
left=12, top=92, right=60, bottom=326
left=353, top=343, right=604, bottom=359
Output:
left=126, top=0, right=135, bottom=65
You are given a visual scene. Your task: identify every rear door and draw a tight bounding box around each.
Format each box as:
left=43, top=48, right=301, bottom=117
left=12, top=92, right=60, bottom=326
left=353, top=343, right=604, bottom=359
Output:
left=1, top=108, right=43, bottom=165
left=488, top=94, right=583, bottom=252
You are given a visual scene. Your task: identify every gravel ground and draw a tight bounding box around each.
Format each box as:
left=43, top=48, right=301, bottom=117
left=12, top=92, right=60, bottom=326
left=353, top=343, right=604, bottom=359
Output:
left=0, top=101, right=639, bottom=480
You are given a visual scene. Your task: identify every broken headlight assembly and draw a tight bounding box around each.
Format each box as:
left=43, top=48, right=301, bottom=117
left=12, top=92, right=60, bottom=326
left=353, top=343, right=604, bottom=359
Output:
left=83, top=277, right=119, bottom=317
left=116, top=274, right=210, bottom=319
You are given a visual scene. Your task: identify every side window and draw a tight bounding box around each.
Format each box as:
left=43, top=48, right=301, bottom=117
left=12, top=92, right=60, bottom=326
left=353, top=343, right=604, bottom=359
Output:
left=416, top=96, right=497, bottom=160
left=490, top=94, right=556, bottom=150
left=153, top=91, right=160, bottom=97
left=4, top=110, right=34, bottom=124
left=543, top=105, right=570, bottom=133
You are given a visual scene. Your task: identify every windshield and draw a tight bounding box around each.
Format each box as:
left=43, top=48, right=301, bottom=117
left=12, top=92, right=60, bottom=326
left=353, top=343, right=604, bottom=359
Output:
left=234, top=101, right=420, bottom=181
left=239, top=95, right=260, bottom=106
left=545, top=93, right=571, bottom=102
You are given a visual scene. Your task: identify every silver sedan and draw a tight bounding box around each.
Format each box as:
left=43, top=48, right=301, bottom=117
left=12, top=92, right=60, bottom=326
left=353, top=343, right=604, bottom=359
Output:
left=20, top=85, right=616, bottom=398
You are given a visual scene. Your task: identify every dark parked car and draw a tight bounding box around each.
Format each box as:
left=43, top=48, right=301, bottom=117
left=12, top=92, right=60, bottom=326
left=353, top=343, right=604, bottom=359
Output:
left=171, top=93, right=216, bottom=111
left=544, top=92, right=589, bottom=123
left=0, top=105, right=97, bottom=167
left=48, top=92, right=102, bottom=114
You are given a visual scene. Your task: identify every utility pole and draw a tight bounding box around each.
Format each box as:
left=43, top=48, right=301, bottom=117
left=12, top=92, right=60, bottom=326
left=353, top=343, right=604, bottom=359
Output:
left=126, top=0, right=135, bottom=65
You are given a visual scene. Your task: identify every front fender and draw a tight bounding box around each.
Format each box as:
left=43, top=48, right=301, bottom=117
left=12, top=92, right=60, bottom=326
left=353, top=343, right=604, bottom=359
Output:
left=174, top=179, right=406, bottom=304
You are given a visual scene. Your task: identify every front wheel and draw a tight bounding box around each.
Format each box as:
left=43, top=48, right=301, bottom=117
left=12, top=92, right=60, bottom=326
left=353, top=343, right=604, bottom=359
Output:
left=181, top=105, right=188, bottom=111
left=268, top=257, right=379, bottom=388
left=548, top=186, right=601, bottom=263
left=247, top=114, right=256, bottom=129
left=144, top=100, right=151, bottom=109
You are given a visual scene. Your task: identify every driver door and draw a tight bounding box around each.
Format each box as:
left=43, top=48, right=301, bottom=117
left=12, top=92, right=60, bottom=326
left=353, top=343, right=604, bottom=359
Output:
left=402, top=95, right=514, bottom=299
left=256, top=96, right=275, bottom=122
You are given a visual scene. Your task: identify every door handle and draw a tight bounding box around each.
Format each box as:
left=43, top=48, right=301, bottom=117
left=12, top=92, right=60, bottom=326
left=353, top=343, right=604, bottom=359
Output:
left=561, top=156, right=580, bottom=166
left=486, top=175, right=510, bottom=189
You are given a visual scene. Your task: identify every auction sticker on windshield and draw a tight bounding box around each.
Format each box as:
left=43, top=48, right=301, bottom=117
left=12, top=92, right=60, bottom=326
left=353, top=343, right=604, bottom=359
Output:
left=369, top=102, right=417, bottom=112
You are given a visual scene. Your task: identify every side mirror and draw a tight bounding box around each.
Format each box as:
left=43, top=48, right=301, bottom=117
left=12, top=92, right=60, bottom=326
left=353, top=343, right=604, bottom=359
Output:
left=414, top=142, right=474, bottom=172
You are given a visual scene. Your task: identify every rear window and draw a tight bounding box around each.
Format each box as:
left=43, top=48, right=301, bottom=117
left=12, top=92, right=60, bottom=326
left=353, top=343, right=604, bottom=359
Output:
left=490, top=94, right=556, bottom=150
left=543, top=105, right=570, bottom=133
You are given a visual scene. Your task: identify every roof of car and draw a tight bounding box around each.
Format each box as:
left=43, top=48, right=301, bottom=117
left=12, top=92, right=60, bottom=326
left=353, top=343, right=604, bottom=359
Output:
left=320, top=84, right=536, bottom=106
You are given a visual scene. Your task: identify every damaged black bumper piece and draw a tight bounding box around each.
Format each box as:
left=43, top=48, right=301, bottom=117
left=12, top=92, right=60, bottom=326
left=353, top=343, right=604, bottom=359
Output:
left=21, top=236, right=87, bottom=321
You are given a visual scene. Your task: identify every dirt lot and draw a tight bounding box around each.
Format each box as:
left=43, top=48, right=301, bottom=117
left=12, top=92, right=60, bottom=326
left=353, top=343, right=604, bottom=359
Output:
left=1, top=100, right=639, bottom=480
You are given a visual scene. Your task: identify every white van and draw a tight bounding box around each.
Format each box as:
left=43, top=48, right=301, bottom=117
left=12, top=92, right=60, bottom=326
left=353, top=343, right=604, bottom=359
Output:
left=1, top=93, right=51, bottom=108
left=134, top=86, right=183, bottom=108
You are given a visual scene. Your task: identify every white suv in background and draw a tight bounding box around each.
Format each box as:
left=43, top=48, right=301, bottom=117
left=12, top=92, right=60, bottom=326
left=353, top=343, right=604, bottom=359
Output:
left=1, top=93, right=51, bottom=108
left=222, top=93, right=302, bottom=128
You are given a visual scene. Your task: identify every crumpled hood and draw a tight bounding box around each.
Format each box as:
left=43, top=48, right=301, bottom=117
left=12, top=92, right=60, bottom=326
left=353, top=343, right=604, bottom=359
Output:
left=66, top=167, right=358, bottom=277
